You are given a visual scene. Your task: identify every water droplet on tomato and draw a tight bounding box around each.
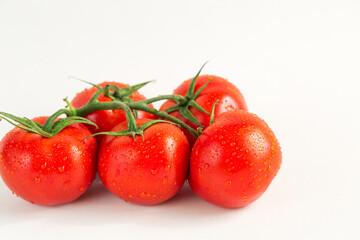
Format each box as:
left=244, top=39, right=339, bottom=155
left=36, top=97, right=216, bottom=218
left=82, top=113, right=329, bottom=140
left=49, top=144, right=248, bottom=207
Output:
left=79, top=186, right=84, bottom=191
left=63, top=180, right=70, bottom=186
left=141, top=192, right=146, bottom=197
left=204, top=163, right=210, bottom=169
left=10, top=170, right=15, bottom=175
left=112, top=181, right=117, bottom=186
left=151, top=168, right=158, bottom=175
left=41, top=163, right=47, bottom=169
left=34, top=177, right=41, bottom=183
left=128, top=194, right=133, bottom=198
left=165, top=165, right=171, bottom=171
left=226, top=180, right=232, bottom=184
left=137, top=175, right=142, bottom=180
left=163, top=176, right=168, bottom=184
left=198, top=167, right=202, bottom=174
left=243, top=196, right=248, bottom=202
left=230, top=142, right=235, bottom=147
left=58, top=166, right=65, bottom=172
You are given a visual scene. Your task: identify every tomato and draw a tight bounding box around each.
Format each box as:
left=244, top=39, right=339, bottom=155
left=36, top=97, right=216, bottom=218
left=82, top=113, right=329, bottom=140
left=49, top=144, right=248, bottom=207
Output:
left=160, top=75, right=248, bottom=146
left=0, top=117, right=98, bottom=206
left=71, top=81, right=155, bottom=140
left=98, top=118, right=190, bottom=205
left=188, top=110, right=281, bottom=208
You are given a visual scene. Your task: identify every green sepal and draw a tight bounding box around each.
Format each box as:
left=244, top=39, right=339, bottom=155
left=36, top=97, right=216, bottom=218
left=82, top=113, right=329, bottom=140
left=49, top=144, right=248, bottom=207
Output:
left=209, top=100, right=220, bottom=125
left=0, top=111, right=98, bottom=138
left=0, top=112, right=44, bottom=135
left=114, top=80, right=155, bottom=100
left=50, top=116, right=98, bottom=136
left=179, top=108, right=203, bottom=127
left=163, top=62, right=210, bottom=127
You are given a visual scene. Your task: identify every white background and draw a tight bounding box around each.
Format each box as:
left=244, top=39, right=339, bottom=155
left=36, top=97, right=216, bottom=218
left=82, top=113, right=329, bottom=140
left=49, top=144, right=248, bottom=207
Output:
left=1, top=0, right=359, bottom=239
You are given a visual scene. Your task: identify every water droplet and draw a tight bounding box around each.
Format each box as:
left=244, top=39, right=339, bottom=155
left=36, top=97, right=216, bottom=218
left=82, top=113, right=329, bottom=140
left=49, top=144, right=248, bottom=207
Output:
left=165, top=165, right=171, bottom=171
left=150, top=145, right=155, bottom=149
left=243, top=196, right=248, bottom=202
left=63, top=180, right=70, bottom=186
left=79, top=186, right=84, bottom=191
left=137, top=175, right=142, bottom=180
left=34, top=177, right=41, bottom=183
left=10, top=170, right=15, bottom=175
left=219, top=135, right=223, bottom=140
left=128, top=194, right=133, bottom=198
left=58, top=166, right=65, bottom=172
left=41, top=163, right=47, bottom=169
left=151, top=168, right=158, bottom=175
left=204, top=163, right=210, bottom=169
left=145, top=155, right=149, bottom=159
left=230, top=142, right=235, bottom=147
left=141, top=192, right=146, bottom=197
left=156, top=132, right=161, bottom=136
left=226, top=180, right=232, bottom=184
left=267, top=165, right=272, bottom=171
left=163, top=176, right=168, bottom=184
left=198, top=167, right=202, bottom=174
left=112, top=181, right=117, bottom=186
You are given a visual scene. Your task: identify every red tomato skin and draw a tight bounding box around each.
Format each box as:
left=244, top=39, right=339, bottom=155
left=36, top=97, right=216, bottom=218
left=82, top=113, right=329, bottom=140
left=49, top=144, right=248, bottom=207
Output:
left=71, top=82, right=155, bottom=138
left=188, top=110, right=282, bottom=208
left=98, top=119, right=190, bottom=205
left=0, top=117, right=98, bottom=206
left=160, top=75, right=248, bottom=146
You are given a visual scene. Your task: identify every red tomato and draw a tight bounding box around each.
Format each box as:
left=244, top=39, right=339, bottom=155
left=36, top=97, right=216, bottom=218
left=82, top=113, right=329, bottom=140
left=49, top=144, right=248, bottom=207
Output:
left=98, top=119, right=190, bottom=205
left=0, top=117, right=98, bottom=206
left=188, top=110, right=282, bottom=208
left=71, top=82, right=155, bottom=139
left=160, top=75, right=248, bottom=146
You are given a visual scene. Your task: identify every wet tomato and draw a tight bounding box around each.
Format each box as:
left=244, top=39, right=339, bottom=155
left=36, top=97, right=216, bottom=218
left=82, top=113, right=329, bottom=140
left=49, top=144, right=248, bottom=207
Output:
left=0, top=117, right=98, bottom=206
left=160, top=75, right=248, bottom=146
left=188, top=110, right=282, bottom=208
left=98, top=119, right=190, bottom=205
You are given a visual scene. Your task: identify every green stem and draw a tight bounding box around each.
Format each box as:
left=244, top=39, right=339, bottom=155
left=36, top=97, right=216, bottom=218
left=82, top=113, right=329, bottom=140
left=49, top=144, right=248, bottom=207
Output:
left=43, top=108, right=72, bottom=132
left=73, top=100, right=199, bottom=138
left=74, top=101, right=138, bottom=133
left=139, top=94, right=187, bottom=105
left=128, top=102, right=199, bottom=138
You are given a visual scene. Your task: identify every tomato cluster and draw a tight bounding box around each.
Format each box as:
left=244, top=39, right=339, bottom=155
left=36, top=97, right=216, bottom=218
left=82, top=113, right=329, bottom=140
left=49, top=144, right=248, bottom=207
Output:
left=0, top=68, right=281, bottom=208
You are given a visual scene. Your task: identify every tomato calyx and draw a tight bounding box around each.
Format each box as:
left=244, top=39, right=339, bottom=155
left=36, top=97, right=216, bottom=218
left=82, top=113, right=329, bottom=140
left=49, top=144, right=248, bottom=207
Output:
left=0, top=110, right=97, bottom=138
left=161, top=62, right=211, bottom=128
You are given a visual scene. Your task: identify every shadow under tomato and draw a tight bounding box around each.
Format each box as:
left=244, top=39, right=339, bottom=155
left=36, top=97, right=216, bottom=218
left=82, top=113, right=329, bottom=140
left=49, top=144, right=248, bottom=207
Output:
left=0, top=179, right=250, bottom=227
